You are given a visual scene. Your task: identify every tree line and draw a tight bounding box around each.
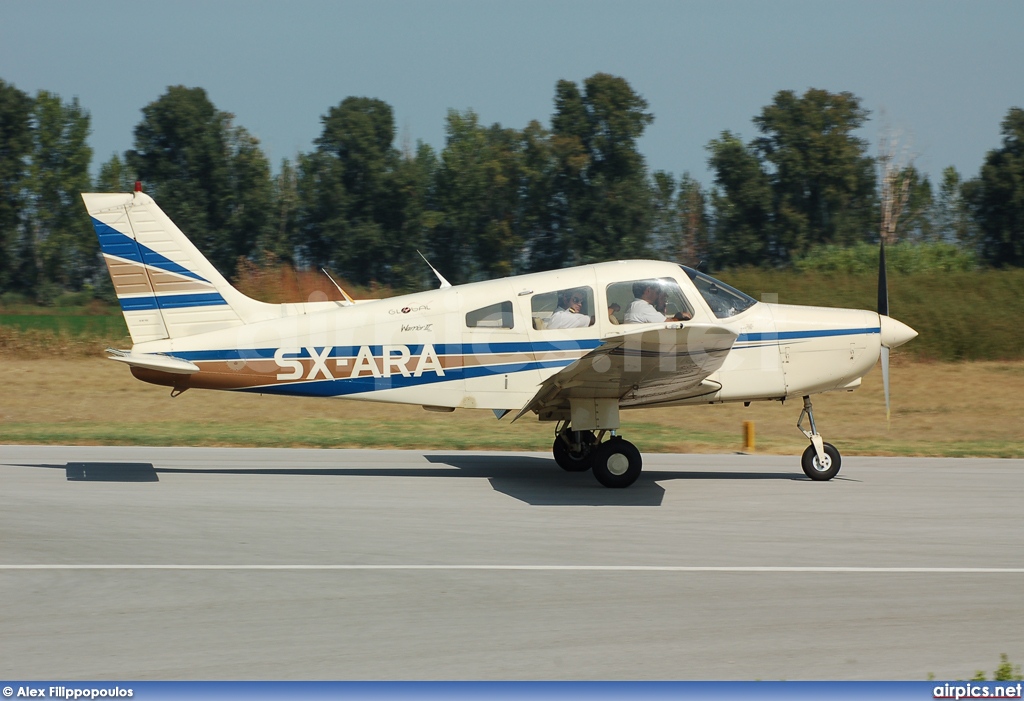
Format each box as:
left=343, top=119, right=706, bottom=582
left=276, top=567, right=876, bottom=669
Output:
left=1, top=74, right=1023, bottom=302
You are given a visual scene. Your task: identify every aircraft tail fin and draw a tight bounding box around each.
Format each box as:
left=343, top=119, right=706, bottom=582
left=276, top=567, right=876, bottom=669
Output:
left=82, top=190, right=274, bottom=344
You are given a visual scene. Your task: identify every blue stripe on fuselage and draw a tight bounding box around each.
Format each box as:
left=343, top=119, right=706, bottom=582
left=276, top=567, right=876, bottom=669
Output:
left=736, top=327, right=879, bottom=343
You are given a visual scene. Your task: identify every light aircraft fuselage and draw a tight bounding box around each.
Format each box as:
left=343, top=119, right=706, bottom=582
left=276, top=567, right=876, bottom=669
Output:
left=83, top=190, right=916, bottom=488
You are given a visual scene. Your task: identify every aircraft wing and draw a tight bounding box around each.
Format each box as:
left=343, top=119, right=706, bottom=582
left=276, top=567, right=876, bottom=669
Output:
left=515, top=323, right=737, bottom=421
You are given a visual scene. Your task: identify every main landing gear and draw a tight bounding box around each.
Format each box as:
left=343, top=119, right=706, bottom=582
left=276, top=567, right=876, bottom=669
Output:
left=797, top=395, right=842, bottom=481
left=553, top=423, right=643, bottom=488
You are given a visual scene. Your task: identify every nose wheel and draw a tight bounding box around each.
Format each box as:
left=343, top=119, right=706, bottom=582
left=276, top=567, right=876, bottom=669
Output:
left=797, top=396, right=842, bottom=481
left=801, top=441, right=841, bottom=480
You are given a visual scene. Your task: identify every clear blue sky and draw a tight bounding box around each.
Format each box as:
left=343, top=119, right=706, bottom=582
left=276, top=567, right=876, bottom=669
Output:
left=2, top=0, right=1021, bottom=187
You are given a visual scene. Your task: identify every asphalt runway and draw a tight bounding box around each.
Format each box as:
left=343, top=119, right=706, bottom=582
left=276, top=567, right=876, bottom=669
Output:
left=1, top=445, right=1023, bottom=680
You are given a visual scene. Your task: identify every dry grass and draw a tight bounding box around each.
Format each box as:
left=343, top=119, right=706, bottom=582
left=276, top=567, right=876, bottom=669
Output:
left=1, top=354, right=1021, bottom=457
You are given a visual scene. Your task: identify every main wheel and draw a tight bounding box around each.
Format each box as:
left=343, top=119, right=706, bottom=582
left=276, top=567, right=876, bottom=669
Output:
left=552, top=430, right=596, bottom=472
left=801, top=442, right=841, bottom=481
left=591, top=437, right=642, bottom=488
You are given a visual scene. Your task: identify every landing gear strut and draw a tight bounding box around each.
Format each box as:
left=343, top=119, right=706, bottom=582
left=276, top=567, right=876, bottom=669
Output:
left=797, top=395, right=842, bottom=481
left=552, top=425, right=596, bottom=472
left=552, top=422, right=643, bottom=488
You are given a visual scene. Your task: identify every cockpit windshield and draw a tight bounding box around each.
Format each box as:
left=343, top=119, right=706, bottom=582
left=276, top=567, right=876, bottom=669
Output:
left=680, top=266, right=758, bottom=318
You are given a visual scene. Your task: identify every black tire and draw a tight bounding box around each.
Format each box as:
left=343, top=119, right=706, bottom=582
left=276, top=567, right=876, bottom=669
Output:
left=553, top=430, right=596, bottom=472
left=801, top=442, right=841, bottom=481
left=591, top=437, right=642, bottom=488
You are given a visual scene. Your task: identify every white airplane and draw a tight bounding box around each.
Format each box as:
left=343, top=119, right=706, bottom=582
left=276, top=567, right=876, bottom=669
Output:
left=82, top=188, right=917, bottom=488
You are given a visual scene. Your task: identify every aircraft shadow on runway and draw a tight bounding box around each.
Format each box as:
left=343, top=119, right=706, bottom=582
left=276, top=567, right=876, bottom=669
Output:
left=425, top=455, right=805, bottom=506
left=16, top=462, right=161, bottom=482
left=13, top=457, right=805, bottom=507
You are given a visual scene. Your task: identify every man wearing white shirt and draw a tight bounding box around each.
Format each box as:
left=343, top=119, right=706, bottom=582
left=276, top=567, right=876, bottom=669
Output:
left=624, top=280, right=690, bottom=323
left=547, top=289, right=592, bottom=329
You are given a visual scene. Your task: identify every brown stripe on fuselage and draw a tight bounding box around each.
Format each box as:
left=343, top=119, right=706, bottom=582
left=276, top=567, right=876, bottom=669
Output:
left=128, top=348, right=584, bottom=392
left=461, top=349, right=586, bottom=368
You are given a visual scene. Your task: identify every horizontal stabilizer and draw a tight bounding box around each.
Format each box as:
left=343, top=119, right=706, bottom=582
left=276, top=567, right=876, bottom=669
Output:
left=106, top=348, right=200, bottom=375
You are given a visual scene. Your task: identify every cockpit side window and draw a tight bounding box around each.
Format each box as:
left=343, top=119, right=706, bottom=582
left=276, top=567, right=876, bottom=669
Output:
left=607, top=278, right=693, bottom=323
left=680, top=266, right=757, bottom=318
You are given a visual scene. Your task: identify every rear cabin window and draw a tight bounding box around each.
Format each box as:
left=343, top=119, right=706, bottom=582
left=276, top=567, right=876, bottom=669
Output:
left=465, top=301, right=514, bottom=329
left=530, top=286, right=595, bottom=330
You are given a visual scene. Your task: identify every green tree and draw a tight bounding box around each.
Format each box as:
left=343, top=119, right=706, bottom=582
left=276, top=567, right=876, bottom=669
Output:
left=27, top=91, right=94, bottom=292
left=752, top=88, right=876, bottom=258
left=296, top=149, right=346, bottom=274
left=966, top=107, right=1024, bottom=267
left=257, top=157, right=299, bottom=264
left=710, top=89, right=876, bottom=267
left=648, top=170, right=677, bottom=258
left=388, top=141, right=439, bottom=288
left=645, top=170, right=711, bottom=266
left=433, top=109, right=524, bottom=282
left=707, top=131, right=773, bottom=267
left=95, top=153, right=134, bottom=193
left=225, top=125, right=272, bottom=270
left=297, top=96, right=424, bottom=287
left=518, top=119, right=565, bottom=273
left=933, top=166, right=978, bottom=249
left=551, top=73, right=655, bottom=263
left=0, top=79, right=33, bottom=292
left=128, top=86, right=272, bottom=277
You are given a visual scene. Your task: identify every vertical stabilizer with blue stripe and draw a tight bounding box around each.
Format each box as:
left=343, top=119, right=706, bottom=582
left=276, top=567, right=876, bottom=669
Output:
left=82, top=191, right=275, bottom=344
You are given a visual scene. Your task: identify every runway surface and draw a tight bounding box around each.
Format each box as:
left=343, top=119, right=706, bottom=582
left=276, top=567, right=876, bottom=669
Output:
left=1, top=445, right=1023, bottom=680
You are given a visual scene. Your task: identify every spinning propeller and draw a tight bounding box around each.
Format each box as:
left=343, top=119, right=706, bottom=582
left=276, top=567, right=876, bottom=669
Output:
left=876, top=238, right=918, bottom=425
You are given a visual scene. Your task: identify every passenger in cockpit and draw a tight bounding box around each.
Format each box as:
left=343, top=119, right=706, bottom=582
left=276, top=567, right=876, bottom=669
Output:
left=547, top=289, right=593, bottom=329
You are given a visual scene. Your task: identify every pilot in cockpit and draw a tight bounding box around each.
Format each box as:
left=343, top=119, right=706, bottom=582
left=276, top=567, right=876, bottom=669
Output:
left=624, top=280, right=691, bottom=323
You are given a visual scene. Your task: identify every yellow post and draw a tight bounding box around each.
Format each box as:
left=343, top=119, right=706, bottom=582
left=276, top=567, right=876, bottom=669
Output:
left=743, top=421, right=755, bottom=453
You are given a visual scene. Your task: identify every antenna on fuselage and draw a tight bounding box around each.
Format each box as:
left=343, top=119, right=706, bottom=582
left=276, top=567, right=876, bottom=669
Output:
left=321, top=268, right=355, bottom=306
left=417, top=250, right=452, bottom=289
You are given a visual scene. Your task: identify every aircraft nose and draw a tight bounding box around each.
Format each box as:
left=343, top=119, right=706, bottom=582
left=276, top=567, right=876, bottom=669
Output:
left=879, top=315, right=918, bottom=349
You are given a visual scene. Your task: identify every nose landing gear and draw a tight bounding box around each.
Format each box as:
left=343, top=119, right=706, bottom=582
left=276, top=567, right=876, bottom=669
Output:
left=797, top=395, right=842, bottom=480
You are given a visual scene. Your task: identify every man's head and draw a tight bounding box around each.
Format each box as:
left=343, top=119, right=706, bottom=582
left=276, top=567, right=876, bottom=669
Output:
left=633, top=280, right=661, bottom=304
left=560, top=289, right=584, bottom=312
